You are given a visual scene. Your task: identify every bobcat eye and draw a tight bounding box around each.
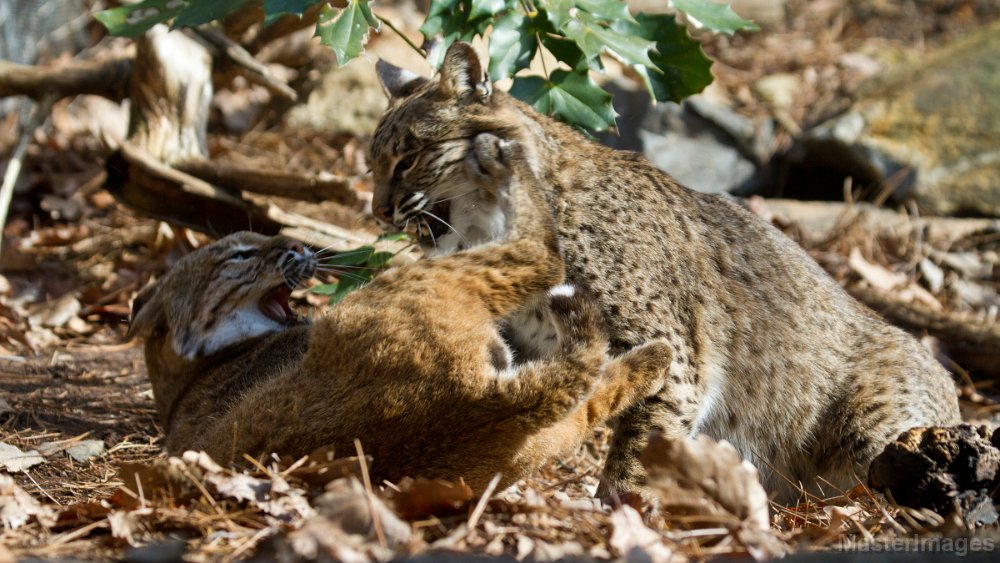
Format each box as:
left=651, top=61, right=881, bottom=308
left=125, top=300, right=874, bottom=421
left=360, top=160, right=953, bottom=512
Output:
left=229, top=248, right=258, bottom=261
left=393, top=156, right=416, bottom=178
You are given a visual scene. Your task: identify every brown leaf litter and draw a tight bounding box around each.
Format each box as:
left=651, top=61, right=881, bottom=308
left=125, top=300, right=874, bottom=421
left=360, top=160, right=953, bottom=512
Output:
left=2, top=1, right=999, bottom=559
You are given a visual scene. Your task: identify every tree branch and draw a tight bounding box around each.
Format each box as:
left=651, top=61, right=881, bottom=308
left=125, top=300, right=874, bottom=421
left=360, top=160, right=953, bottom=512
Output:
left=0, top=54, right=133, bottom=101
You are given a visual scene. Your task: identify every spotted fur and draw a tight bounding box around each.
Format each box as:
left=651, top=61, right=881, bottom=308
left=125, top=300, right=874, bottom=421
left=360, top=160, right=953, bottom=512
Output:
left=369, top=42, right=961, bottom=502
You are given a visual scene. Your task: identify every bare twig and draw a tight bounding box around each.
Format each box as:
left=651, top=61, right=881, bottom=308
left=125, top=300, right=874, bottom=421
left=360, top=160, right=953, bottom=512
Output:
left=190, top=27, right=297, bottom=102
left=354, top=439, right=388, bottom=550
left=376, top=14, right=426, bottom=58
left=0, top=94, right=55, bottom=258
left=466, top=473, right=501, bottom=532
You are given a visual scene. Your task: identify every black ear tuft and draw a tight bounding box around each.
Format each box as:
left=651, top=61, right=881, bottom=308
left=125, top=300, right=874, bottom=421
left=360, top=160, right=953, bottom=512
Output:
left=439, top=42, right=491, bottom=102
left=376, top=59, right=429, bottom=100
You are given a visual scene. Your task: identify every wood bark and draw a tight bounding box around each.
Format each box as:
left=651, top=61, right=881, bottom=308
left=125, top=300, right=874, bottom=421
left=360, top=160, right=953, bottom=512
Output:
left=128, top=25, right=212, bottom=165
left=0, top=54, right=132, bottom=101
left=176, top=159, right=359, bottom=206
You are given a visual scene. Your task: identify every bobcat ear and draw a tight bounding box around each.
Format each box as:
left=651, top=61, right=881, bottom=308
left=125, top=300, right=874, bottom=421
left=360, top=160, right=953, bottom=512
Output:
left=376, top=59, right=428, bottom=100
left=439, top=42, right=491, bottom=102
left=127, top=282, right=166, bottom=340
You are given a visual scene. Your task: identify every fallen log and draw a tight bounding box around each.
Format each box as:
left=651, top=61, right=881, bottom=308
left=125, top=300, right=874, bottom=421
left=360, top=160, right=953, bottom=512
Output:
left=106, top=142, right=374, bottom=253
left=176, top=159, right=360, bottom=206
left=0, top=53, right=133, bottom=101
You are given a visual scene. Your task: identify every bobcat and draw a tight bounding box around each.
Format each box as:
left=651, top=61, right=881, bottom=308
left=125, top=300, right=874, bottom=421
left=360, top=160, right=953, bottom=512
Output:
left=128, top=137, right=671, bottom=491
left=369, top=42, right=961, bottom=502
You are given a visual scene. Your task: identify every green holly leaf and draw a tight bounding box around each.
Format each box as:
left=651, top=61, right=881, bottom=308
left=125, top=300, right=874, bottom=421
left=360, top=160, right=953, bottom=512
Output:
left=325, top=245, right=375, bottom=266
left=315, top=0, right=376, bottom=65
left=323, top=276, right=366, bottom=304
left=615, top=13, right=713, bottom=102
left=93, top=0, right=185, bottom=37
left=539, top=0, right=574, bottom=29
left=262, top=0, right=325, bottom=24
left=420, top=0, right=465, bottom=38
left=172, top=0, right=252, bottom=29
left=469, top=0, right=508, bottom=20
left=670, top=0, right=758, bottom=35
left=377, top=232, right=411, bottom=242
left=563, top=12, right=654, bottom=68
left=510, top=69, right=617, bottom=132
left=263, top=0, right=318, bottom=18
left=542, top=36, right=588, bottom=70
left=426, top=17, right=489, bottom=69
left=420, top=0, right=489, bottom=69
left=488, top=11, right=537, bottom=81
left=575, top=0, right=636, bottom=24
left=311, top=282, right=341, bottom=295
left=367, top=251, right=395, bottom=269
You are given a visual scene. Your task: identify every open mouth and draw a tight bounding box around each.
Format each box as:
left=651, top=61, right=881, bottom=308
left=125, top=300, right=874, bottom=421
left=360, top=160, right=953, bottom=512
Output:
left=412, top=200, right=452, bottom=242
left=259, top=285, right=296, bottom=325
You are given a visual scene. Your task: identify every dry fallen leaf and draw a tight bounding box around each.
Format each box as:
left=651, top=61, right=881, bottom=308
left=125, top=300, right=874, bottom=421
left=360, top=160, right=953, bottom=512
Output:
left=1, top=474, right=55, bottom=530
left=261, top=514, right=392, bottom=563
left=388, top=477, right=473, bottom=520
left=108, top=509, right=145, bottom=546
left=315, top=478, right=411, bottom=548
left=609, top=505, right=673, bottom=562
left=641, top=434, right=768, bottom=529
left=640, top=433, right=785, bottom=558
left=181, top=451, right=315, bottom=521
left=848, top=247, right=907, bottom=291
left=0, top=442, right=45, bottom=472
left=931, top=250, right=993, bottom=279
left=26, top=293, right=81, bottom=329
left=848, top=248, right=940, bottom=309
left=39, top=439, right=105, bottom=462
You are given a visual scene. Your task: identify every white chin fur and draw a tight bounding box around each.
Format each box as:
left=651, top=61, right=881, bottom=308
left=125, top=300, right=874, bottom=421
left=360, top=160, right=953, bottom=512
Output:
left=423, top=196, right=507, bottom=257
left=176, top=308, right=285, bottom=359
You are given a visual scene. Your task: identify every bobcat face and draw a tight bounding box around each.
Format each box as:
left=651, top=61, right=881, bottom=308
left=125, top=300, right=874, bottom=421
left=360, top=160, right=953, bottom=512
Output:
left=128, top=232, right=316, bottom=359
left=370, top=44, right=525, bottom=256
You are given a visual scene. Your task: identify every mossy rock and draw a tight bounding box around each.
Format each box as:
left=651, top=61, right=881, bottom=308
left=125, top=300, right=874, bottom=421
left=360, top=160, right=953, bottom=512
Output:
left=805, top=21, right=1000, bottom=217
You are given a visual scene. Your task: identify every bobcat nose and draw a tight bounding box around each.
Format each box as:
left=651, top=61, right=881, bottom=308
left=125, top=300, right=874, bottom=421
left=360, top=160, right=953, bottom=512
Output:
left=286, top=240, right=304, bottom=254
left=373, top=204, right=393, bottom=223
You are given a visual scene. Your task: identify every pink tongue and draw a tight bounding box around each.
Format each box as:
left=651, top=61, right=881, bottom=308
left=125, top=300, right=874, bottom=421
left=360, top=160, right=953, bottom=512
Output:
left=262, top=298, right=287, bottom=323
left=261, top=286, right=293, bottom=324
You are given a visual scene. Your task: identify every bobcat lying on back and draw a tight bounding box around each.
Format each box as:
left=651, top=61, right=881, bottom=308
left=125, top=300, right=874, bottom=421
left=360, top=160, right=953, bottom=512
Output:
left=369, top=42, right=961, bottom=502
left=128, top=137, right=670, bottom=491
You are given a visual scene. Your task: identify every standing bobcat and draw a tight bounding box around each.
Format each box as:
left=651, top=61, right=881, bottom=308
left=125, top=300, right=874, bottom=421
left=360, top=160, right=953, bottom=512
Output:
left=128, top=137, right=671, bottom=491
left=369, top=42, right=960, bottom=502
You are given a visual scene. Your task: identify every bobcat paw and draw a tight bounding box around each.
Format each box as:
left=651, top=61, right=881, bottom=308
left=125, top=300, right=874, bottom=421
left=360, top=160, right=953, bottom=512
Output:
left=618, top=339, right=673, bottom=397
left=467, top=133, right=524, bottom=181
left=545, top=285, right=608, bottom=350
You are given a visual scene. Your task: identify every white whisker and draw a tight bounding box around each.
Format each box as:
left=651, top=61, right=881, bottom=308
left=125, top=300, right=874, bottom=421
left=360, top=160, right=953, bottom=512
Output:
left=423, top=218, right=437, bottom=248
left=334, top=271, right=372, bottom=283
left=421, top=209, right=466, bottom=245
left=433, top=188, right=478, bottom=204
left=313, top=264, right=376, bottom=275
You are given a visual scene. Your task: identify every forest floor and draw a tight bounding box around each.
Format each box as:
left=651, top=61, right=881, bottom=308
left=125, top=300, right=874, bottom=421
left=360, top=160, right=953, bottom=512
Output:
left=2, top=1, right=1000, bottom=561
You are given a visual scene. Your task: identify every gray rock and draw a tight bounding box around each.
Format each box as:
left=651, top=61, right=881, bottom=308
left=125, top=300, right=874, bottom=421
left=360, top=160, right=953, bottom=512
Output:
left=637, top=96, right=771, bottom=196
left=793, top=20, right=1000, bottom=216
